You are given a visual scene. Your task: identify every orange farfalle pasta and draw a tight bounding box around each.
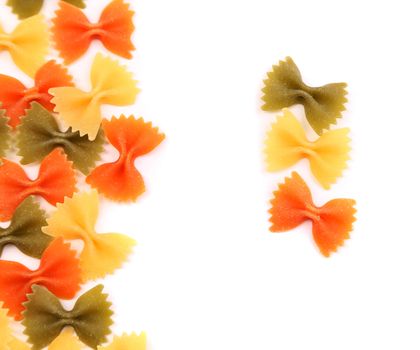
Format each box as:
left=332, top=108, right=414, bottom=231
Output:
left=0, top=148, right=76, bottom=222
left=0, top=238, right=81, bottom=320
left=53, top=0, right=135, bottom=64
left=0, top=61, right=73, bottom=128
left=87, top=116, right=165, bottom=201
left=269, top=172, right=356, bottom=257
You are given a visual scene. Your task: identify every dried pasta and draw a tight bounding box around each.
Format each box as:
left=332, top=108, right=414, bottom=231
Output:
left=269, top=172, right=356, bottom=256
left=100, top=333, right=147, bottom=350
left=17, top=102, right=104, bottom=174
left=0, top=15, right=49, bottom=77
left=265, top=109, right=350, bottom=189
left=0, top=61, right=73, bottom=128
left=0, top=110, right=10, bottom=157
left=6, top=0, right=85, bottom=19
left=50, top=54, right=139, bottom=140
left=87, top=115, right=165, bottom=201
left=53, top=0, right=134, bottom=63
left=0, top=197, right=52, bottom=259
left=262, top=57, right=347, bottom=135
left=23, top=284, right=112, bottom=350
left=0, top=149, right=76, bottom=222
left=43, top=191, right=136, bottom=281
left=0, top=238, right=81, bottom=320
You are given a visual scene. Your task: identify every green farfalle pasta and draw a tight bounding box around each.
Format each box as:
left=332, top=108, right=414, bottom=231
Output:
left=0, top=196, right=52, bottom=258
left=17, top=102, right=105, bottom=174
left=7, top=0, right=85, bottom=19
left=22, top=284, right=113, bottom=350
left=0, top=110, right=10, bottom=157
left=261, top=56, right=347, bottom=135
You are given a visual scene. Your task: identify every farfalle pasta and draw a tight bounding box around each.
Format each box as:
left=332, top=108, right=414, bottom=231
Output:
left=23, top=284, right=113, bottom=350
left=50, top=53, right=139, bottom=140
left=47, top=330, right=84, bottom=350
left=6, top=339, right=29, bottom=350
left=265, top=109, right=350, bottom=189
left=0, top=148, right=76, bottom=222
left=0, top=197, right=52, bottom=259
left=6, top=0, right=85, bottom=19
left=100, top=333, right=147, bottom=350
left=0, top=111, right=10, bottom=157
left=43, top=191, right=136, bottom=280
left=5, top=330, right=148, bottom=350
left=6, top=330, right=147, bottom=350
left=0, top=303, right=13, bottom=350
left=53, top=0, right=135, bottom=64
left=0, top=1, right=155, bottom=349
left=5, top=329, right=83, bottom=350
left=0, top=15, right=49, bottom=77
left=269, top=172, right=356, bottom=257
left=262, top=57, right=347, bottom=135
left=87, top=115, right=165, bottom=201
left=0, top=308, right=30, bottom=349
left=0, top=238, right=81, bottom=320
left=0, top=61, right=73, bottom=128
left=17, top=102, right=105, bottom=174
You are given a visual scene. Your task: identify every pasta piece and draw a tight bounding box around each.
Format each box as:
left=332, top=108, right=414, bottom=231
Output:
left=6, top=330, right=82, bottom=350
left=0, top=148, right=76, bottom=222
left=0, top=61, right=74, bottom=128
left=17, top=102, right=105, bottom=174
left=6, top=338, right=30, bottom=350
left=262, top=57, right=347, bottom=135
left=0, top=305, right=30, bottom=350
left=2, top=302, right=35, bottom=350
left=269, top=172, right=356, bottom=257
left=0, top=110, right=10, bottom=157
left=6, top=0, right=85, bottom=19
left=0, top=15, right=49, bottom=77
left=0, top=303, right=13, bottom=350
left=7, top=331, right=146, bottom=350
left=0, top=197, right=52, bottom=259
left=43, top=191, right=136, bottom=281
left=100, top=333, right=147, bottom=350
left=48, top=329, right=84, bottom=350
left=50, top=54, right=139, bottom=140
left=0, top=238, right=81, bottom=320
left=53, top=0, right=135, bottom=64
left=87, top=116, right=165, bottom=201
left=22, top=284, right=113, bottom=350
left=265, top=109, right=350, bottom=189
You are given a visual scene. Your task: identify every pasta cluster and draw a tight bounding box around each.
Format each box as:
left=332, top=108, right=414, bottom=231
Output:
left=0, top=1, right=162, bottom=349
left=261, top=57, right=357, bottom=256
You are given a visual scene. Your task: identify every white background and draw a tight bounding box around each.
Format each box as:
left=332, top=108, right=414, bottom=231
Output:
left=1, top=0, right=420, bottom=349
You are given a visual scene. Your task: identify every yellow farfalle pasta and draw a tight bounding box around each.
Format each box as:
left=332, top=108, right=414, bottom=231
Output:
left=8, top=329, right=83, bottom=350
left=265, top=109, right=350, bottom=189
left=100, top=333, right=147, bottom=350
left=0, top=304, right=26, bottom=350
left=0, top=303, right=13, bottom=350
left=8, top=330, right=147, bottom=350
left=13, top=331, right=98, bottom=350
left=47, top=329, right=84, bottom=350
left=43, top=190, right=136, bottom=281
left=0, top=15, right=49, bottom=77
left=50, top=54, right=139, bottom=140
left=6, top=338, right=30, bottom=350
